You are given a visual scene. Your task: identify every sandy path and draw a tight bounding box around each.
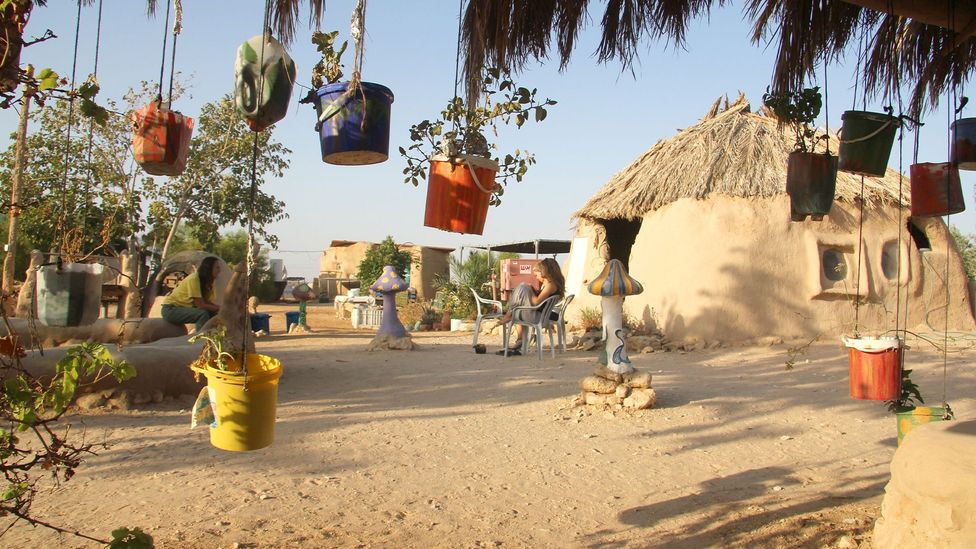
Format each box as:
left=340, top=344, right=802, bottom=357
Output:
left=6, top=303, right=974, bottom=548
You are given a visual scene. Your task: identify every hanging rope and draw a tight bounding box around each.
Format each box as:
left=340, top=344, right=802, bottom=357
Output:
left=167, top=0, right=182, bottom=104
left=941, top=0, right=958, bottom=416
left=156, top=0, right=172, bottom=102
left=55, top=0, right=85, bottom=259
left=450, top=0, right=465, bottom=137
left=887, top=0, right=905, bottom=341
left=80, top=0, right=104, bottom=248
left=314, top=0, right=368, bottom=131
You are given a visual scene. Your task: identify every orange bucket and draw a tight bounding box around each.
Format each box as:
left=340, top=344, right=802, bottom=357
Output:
left=844, top=337, right=902, bottom=400
left=424, top=155, right=498, bottom=235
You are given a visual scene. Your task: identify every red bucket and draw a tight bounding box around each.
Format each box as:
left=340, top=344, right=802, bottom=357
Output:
left=424, top=155, right=498, bottom=235
left=909, top=162, right=965, bottom=217
left=845, top=337, right=902, bottom=400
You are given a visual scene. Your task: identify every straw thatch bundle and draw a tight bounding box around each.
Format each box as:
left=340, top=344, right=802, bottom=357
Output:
left=573, top=93, right=910, bottom=222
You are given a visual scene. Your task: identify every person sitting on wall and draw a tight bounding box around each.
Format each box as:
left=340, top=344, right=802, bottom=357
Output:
left=496, top=258, right=565, bottom=356
left=161, top=256, right=221, bottom=333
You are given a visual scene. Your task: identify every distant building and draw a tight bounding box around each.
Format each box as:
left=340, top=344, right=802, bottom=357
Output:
left=318, top=240, right=454, bottom=301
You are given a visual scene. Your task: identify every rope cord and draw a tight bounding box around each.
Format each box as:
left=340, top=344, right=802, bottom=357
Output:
left=80, top=0, right=104, bottom=246
left=167, top=0, right=182, bottom=104
left=942, top=0, right=958, bottom=411
left=888, top=0, right=904, bottom=341
left=156, top=0, right=172, bottom=102
left=56, top=0, right=84, bottom=259
left=450, top=0, right=464, bottom=136
left=854, top=175, right=865, bottom=335
left=821, top=3, right=830, bottom=156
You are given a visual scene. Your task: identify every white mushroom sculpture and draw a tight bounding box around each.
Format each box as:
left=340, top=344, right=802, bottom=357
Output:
left=587, top=259, right=643, bottom=374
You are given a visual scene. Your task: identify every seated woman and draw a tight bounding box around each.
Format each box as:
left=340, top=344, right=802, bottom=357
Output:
left=161, top=256, right=221, bottom=333
left=496, top=257, right=565, bottom=356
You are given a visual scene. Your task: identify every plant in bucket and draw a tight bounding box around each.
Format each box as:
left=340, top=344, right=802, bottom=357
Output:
left=885, top=369, right=952, bottom=445
left=400, top=68, right=557, bottom=235
left=189, top=328, right=282, bottom=452
left=762, top=86, right=837, bottom=221
left=299, top=21, right=394, bottom=165
left=842, top=334, right=903, bottom=401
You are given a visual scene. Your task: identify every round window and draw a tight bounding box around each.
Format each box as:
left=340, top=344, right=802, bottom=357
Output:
left=881, top=242, right=899, bottom=280
left=822, top=249, right=847, bottom=281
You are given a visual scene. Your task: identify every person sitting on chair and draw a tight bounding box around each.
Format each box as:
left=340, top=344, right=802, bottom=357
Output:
left=161, top=256, right=221, bottom=333
left=496, top=257, right=565, bottom=356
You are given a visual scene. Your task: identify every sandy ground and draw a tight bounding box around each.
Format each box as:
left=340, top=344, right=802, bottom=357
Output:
left=5, top=302, right=975, bottom=548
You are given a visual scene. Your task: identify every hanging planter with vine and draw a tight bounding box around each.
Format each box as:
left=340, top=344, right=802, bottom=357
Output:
left=301, top=4, right=394, bottom=165
left=763, top=86, right=837, bottom=221
left=401, top=68, right=556, bottom=235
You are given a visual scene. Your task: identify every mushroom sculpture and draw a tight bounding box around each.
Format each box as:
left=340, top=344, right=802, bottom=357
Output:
left=367, top=265, right=415, bottom=351
left=587, top=259, right=643, bottom=374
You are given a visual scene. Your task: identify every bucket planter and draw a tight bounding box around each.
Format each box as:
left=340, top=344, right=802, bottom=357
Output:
left=191, top=354, right=282, bottom=452
left=234, top=34, right=297, bottom=132
left=838, top=110, right=899, bottom=177
left=843, top=336, right=902, bottom=400
left=910, top=162, right=965, bottom=217
left=950, top=117, right=976, bottom=170
left=131, top=101, right=194, bottom=176
left=35, top=263, right=105, bottom=327
left=786, top=151, right=838, bottom=221
left=895, top=405, right=949, bottom=445
left=314, top=81, right=394, bottom=165
left=424, top=154, right=499, bottom=235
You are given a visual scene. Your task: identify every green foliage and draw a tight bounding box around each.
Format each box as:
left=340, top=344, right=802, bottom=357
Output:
left=576, top=307, right=602, bottom=331
left=189, top=327, right=235, bottom=371
left=433, top=251, right=519, bottom=320
left=308, top=30, right=347, bottom=90
left=400, top=68, right=557, bottom=206
left=886, top=369, right=925, bottom=412
left=1, top=342, right=135, bottom=533
left=950, top=226, right=976, bottom=280
left=433, top=277, right=477, bottom=320
left=762, top=86, right=824, bottom=153
left=355, top=236, right=415, bottom=291
left=109, top=527, right=154, bottom=549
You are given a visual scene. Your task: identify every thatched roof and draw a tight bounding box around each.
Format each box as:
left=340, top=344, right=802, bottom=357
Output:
left=461, top=0, right=976, bottom=117
left=573, top=93, right=910, bottom=222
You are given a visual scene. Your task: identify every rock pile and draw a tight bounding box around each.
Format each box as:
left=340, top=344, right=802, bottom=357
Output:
left=576, top=364, right=656, bottom=410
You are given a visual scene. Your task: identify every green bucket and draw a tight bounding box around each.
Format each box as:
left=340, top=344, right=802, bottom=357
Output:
left=838, top=110, right=898, bottom=177
left=895, top=406, right=949, bottom=445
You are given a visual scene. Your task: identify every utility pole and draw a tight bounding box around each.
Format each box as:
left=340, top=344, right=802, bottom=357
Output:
left=2, top=65, right=33, bottom=314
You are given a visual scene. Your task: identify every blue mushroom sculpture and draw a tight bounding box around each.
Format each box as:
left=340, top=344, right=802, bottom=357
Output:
left=367, top=265, right=415, bottom=350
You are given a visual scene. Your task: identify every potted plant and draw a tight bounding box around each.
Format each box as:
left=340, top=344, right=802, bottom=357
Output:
left=762, top=86, right=837, bottom=221
left=189, top=328, right=283, bottom=452
left=885, top=369, right=952, bottom=445
left=838, top=105, right=899, bottom=177
left=299, top=30, right=394, bottom=165
left=842, top=334, right=902, bottom=401
left=400, top=68, right=556, bottom=235
left=420, top=302, right=439, bottom=331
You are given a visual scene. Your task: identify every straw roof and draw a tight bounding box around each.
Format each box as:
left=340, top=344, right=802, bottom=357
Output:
left=573, top=93, right=911, bottom=222
left=460, top=1, right=976, bottom=117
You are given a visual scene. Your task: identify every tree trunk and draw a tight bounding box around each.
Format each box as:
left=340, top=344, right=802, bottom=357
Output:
left=0, top=0, right=30, bottom=94
left=2, top=66, right=31, bottom=315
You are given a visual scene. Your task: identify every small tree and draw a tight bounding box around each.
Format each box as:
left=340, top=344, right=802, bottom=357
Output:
left=950, top=226, right=976, bottom=280
left=356, top=236, right=414, bottom=289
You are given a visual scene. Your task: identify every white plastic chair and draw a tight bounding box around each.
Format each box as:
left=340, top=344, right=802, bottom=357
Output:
left=470, top=287, right=504, bottom=346
left=503, top=295, right=560, bottom=360
left=550, top=294, right=575, bottom=352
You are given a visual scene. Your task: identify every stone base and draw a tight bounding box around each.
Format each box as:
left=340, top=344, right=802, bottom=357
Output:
left=288, top=323, right=313, bottom=335
left=367, top=334, right=416, bottom=351
left=577, top=368, right=656, bottom=410
left=873, top=419, right=976, bottom=548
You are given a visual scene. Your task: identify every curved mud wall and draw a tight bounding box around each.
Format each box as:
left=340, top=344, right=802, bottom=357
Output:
left=566, top=195, right=975, bottom=342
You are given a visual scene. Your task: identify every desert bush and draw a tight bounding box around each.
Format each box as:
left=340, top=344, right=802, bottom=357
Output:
left=575, top=307, right=602, bottom=331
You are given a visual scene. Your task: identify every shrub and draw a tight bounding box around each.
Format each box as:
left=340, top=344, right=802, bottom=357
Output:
left=575, top=307, right=602, bottom=331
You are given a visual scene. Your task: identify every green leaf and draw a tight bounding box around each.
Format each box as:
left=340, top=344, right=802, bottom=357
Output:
left=36, top=68, right=59, bottom=91
left=535, top=108, right=546, bottom=122
left=109, top=527, right=154, bottom=549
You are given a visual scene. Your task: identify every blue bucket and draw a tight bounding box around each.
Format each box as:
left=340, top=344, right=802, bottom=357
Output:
left=285, top=311, right=301, bottom=332
left=249, top=313, right=271, bottom=332
left=314, top=81, right=394, bottom=165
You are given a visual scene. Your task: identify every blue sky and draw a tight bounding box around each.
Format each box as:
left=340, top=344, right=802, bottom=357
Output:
left=2, top=1, right=972, bottom=280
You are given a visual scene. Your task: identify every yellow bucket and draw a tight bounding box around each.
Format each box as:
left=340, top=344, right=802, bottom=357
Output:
left=191, top=354, right=282, bottom=452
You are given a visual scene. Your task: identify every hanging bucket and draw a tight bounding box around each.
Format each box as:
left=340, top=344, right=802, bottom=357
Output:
left=910, top=162, right=965, bottom=217
left=35, top=263, right=105, bottom=327
left=131, top=101, right=194, bottom=176
left=314, top=81, right=394, bottom=165
left=786, top=151, right=838, bottom=221
left=895, top=406, right=949, bottom=445
left=843, top=336, right=902, bottom=400
left=191, top=354, right=282, bottom=452
left=951, top=117, right=976, bottom=170
left=424, top=154, right=498, bottom=235
left=234, top=34, right=297, bottom=132
left=838, top=110, right=898, bottom=177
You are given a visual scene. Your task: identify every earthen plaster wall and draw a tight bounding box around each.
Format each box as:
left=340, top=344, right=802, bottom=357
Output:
left=567, top=195, right=975, bottom=342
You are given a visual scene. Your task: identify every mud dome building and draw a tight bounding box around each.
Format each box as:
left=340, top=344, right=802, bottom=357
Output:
left=564, top=95, right=976, bottom=343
